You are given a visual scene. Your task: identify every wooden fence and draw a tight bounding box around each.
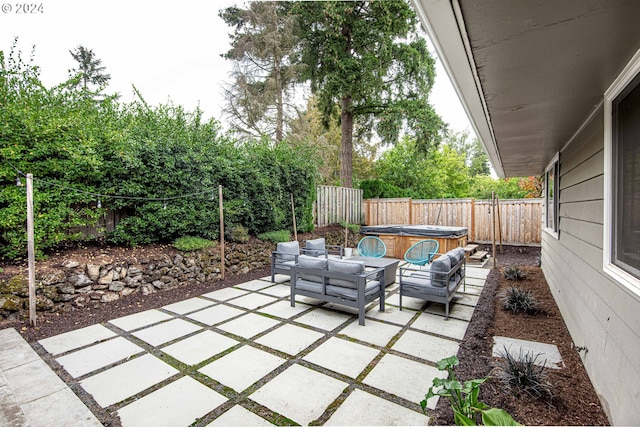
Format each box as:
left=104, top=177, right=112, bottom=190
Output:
left=362, top=198, right=542, bottom=245
left=315, top=185, right=364, bottom=227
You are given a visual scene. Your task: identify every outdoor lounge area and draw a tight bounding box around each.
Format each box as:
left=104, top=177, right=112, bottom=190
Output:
left=0, top=259, right=488, bottom=426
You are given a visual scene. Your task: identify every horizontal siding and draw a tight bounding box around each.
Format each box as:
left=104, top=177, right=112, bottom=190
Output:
left=560, top=217, right=603, bottom=249
left=560, top=175, right=603, bottom=203
left=559, top=200, right=603, bottom=224
left=561, top=150, right=604, bottom=189
left=543, top=108, right=640, bottom=425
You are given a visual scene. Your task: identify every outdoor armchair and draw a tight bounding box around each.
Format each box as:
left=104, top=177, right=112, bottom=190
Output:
left=404, top=239, right=439, bottom=267
left=357, top=236, right=386, bottom=258
left=302, top=237, right=344, bottom=258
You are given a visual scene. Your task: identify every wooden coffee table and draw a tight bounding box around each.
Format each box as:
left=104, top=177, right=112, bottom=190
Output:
left=349, top=256, right=400, bottom=286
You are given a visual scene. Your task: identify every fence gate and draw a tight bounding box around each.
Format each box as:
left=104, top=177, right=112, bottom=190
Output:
left=315, top=186, right=363, bottom=227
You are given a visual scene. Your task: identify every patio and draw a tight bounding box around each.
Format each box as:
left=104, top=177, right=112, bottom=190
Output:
left=1, top=263, right=489, bottom=426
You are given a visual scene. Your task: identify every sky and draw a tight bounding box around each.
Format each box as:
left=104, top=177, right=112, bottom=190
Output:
left=0, top=0, right=474, bottom=136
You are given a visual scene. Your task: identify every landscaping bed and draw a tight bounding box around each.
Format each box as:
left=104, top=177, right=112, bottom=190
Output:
left=430, top=245, right=609, bottom=426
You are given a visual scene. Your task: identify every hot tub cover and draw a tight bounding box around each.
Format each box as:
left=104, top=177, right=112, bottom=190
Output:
left=361, top=224, right=468, bottom=238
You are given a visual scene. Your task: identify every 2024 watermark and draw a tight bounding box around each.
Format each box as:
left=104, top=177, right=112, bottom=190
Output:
left=1, top=3, right=44, bottom=13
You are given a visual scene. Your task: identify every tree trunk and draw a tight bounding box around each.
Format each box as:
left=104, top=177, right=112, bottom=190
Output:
left=274, top=4, right=283, bottom=143
left=341, top=96, right=353, bottom=188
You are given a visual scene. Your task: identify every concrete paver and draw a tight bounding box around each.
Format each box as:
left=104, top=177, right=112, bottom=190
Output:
left=131, top=318, right=202, bottom=346
left=257, top=299, right=312, bottom=319
left=411, top=312, right=469, bottom=341
left=217, top=312, right=280, bottom=339
left=161, top=330, right=239, bottom=366
left=493, top=336, right=564, bottom=369
left=79, top=353, right=178, bottom=407
left=199, top=345, right=286, bottom=392
left=249, top=364, right=348, bottom=426
left=255, top=323, right=324, bottom=356
left=55, top=336, right=144, bottom=378
left=392, top=330, right=460, bottom=364
left=258, top=284, right=293, bottom=298
left=235, top=279, right=276, bottom=291
left=294, top=308, right=352, bottom=331
left=425, top=302, right=475, bottom=321
left=162, top=297, right=216, bottom=315
left=186, top=304, right=245, bottom=326
left=202, top=287, right=249, bottom=301
left=338, top=318, right=402, bottom=347
left=117, top=376, right=227, bottom=427
left=363, top=353, right=442, bottom=410
left=227, top=292, right=278, bottom=310
left=303, top=337, right=380, bottom=378
left=38, top=324, right=116, bottom=355
left=365, top=305, right=417, bottom=326
left=108, top=309, right=174, bottom=332
left=325, top=389, right=428, bottom=426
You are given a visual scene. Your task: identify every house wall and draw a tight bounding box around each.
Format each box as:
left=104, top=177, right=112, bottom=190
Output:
left=541, top=105, right=640, bottom=425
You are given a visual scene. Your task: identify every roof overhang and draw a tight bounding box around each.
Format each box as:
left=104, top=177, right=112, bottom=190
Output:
left=413, top=0, right=640, bottom=178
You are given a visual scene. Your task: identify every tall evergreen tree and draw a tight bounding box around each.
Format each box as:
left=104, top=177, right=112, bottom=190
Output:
left=294, top=0, right=444, bottom=187
left=69, top=45, right=110, bottom=92
left=219, top=2, right=304, bottom=143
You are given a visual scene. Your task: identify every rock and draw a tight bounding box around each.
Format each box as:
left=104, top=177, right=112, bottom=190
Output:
left=0, top=295, right=23, bottom=311
left=119, top=267, right=128, bottom=279
left=128, top=266, right=143, bottom=276
left=61, top=260, right=79, bottom=268
left=98, top=273, right=113, bottom=286
left=73, top=296, right=87, bottom=308
left=101, top=293, right=120, bottom=303
left=160, top=275, right=173, bottom=283
left=1, top=275, right=29, bottom=297
left=76, top=285, right=92, bottom=294
left=39, top=270, right=66, bottom=286
left=109, top=282, right=125, bottom=292
left=71, top=274, right=93, bottom=288
left=89, top=291, right=104, bottom=300
left=56, top=284, right=75, bottom=294
left=121, top=287, right=136, bottom=297
left=141, top=284, right=156, bottom=295
left=86, top=264, right=101, bottom=281
left=152, top=280, right=165, bottom=289
left=36, top=295, right=54, bottom=311
left=174, top=254, right=184, bottom=264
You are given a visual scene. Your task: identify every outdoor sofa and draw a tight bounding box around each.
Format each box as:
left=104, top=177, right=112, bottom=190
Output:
left=289, top=256, right=385, bottom=325
left=399, top=247, right=466, bottom=319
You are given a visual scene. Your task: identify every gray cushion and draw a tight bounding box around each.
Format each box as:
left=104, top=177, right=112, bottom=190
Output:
left=430, top=257, right=451, bottom=287
left=295, top=279, right=325, bottom=294
left=327, top=281, right=381, bottom=299
left=274, top=259, right=296, bottom=270
left=276, top=241, right=300, bottom=261
left=304, top=238, right=326, bottom=257
left=298, top=255, right=328, bottom=282
left=446, top=250, right=460, bottom=266
left=402, top=278, right=459, bottom=298
left=327, top=259, right=365, bottom=288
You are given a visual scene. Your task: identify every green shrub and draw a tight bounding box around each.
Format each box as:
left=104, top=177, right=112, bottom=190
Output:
left=226, top=224, right=249, bottom=243
left=339, top=221, right=361, bottom=234
left=503, top=266, right=527, bottom=280
left=493, top=347, right=554, bottom=401
left=258, top=230, right=291, bottom=243
left=173, top=236, right=216, bottom=252
left=500, top=287, right=540, bottom=314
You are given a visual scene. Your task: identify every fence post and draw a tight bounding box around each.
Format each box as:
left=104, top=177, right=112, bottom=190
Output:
left=470, top=198, right=476, bottom=242
left=219, top=185, right=225, bottom=280
left=26, top=173, right=36, bottom=327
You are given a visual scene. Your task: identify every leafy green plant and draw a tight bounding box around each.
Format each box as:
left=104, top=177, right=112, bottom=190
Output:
left=226, top=224, right=249, bottom=243
left=500, top=287, right=540, bottom=314
left=339, top=221, right=360, bottom=234
left=503, top=266, right=527, bottom=280
left=493, top=347, right=554, bottom=401
left=258, top=230, right=291, bottom=243
left=422, top=355, right=521, bottom=426
left=173, top=236, right=216, bottom=252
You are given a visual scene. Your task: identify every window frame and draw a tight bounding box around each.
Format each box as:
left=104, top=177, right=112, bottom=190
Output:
left=603, top=49, right=640, bottom=297
left=543, top=153, right=559, bottom=237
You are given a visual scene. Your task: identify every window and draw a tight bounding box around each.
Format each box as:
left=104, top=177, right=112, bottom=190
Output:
left=612, top=73, right=640, bottom=279
left=544, top=156, right=559, bottom=234
left=604, top=49, right=640, bottom=294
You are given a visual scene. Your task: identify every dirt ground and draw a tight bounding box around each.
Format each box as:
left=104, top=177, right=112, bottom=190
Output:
left=1, top=238, right=610, bottom=425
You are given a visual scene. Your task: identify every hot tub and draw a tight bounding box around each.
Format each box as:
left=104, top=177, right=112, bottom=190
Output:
left=360, top=224, right=468, bottom=259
